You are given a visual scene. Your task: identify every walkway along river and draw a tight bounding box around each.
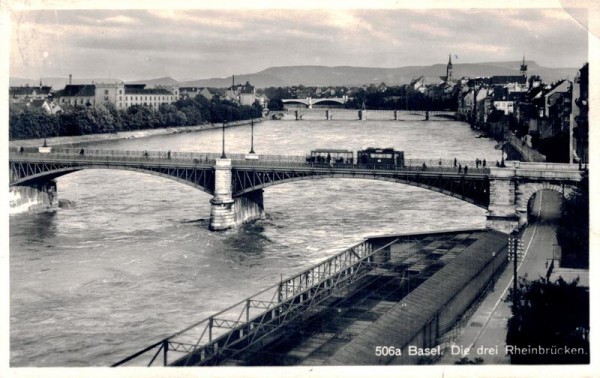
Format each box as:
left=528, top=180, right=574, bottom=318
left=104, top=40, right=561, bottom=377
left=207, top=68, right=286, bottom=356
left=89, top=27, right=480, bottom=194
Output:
left=9, top=118, right=504, bottom=366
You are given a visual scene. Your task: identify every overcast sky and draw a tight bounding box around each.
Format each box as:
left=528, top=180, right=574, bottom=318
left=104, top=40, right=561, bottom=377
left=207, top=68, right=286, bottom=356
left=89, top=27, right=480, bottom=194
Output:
left=9, top=7, right=589, bottom=81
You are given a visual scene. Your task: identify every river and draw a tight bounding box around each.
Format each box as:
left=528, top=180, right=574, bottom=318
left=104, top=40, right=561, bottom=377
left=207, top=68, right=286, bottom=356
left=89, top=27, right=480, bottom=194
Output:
left=9, top=118, right=502, bottom=366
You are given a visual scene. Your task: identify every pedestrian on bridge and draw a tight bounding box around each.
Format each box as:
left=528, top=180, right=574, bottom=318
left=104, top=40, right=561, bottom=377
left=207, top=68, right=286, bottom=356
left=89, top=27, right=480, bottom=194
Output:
left=79, top=148, right=85, bottom=156
left=458, top=164, right=462, bottom=174
left=464, top=165, right=468, bottom=175
left=19, top=146, right=24, bottom=154
left=483, top=159, right=486, bottom=168
left=454, top=158, right=457, bottom=167
left=167, top=150, right=171, bottom=159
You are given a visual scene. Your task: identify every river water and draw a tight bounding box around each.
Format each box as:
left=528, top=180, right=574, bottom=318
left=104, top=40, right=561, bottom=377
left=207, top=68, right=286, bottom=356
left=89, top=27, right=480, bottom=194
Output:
left=9, top=118, right=502, bottom=366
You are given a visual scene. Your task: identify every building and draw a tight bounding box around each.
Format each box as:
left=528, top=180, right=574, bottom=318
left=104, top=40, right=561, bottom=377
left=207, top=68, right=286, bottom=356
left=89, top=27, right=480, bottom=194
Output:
left=571, top=63, right=588, bottom=163
left=55, top=84, right=97, bottom=106
left=492, top=88, right=527, bottom=115
left=489, top=75, right=528, bottom=92
left=225, top=80, right=257, bottom=106
left=55, top=81, right=179, bottom=110
left=9, top=83, right=52, bottom=103
left=180, top=87, right=213, bottom=101
left=123, top=84, right=179, bottom=110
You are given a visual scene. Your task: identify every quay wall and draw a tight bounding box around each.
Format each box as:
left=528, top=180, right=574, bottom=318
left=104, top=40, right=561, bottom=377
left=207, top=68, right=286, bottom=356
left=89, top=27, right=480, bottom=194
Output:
left=9, top=181, right=58, bottom=214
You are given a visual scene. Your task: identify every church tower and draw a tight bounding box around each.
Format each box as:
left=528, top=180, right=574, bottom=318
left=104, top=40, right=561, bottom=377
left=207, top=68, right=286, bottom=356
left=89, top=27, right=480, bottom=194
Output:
left=446, top=54, right=453, bottom=83
left=520, top=55, right=528, bottom=77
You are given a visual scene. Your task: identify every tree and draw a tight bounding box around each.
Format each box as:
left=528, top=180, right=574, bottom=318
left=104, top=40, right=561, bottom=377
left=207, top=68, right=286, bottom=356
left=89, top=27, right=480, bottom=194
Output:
left=505, top=276, right=589, bottom=364
left=557, top=173, right=589, bottom=268
left=93, top=104, right=116, bottom=134
left=158, top=103, right=188, bottom=127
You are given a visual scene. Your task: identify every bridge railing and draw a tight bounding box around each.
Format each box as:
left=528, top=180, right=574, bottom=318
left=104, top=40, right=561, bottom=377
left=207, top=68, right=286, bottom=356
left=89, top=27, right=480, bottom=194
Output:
left=9, top=147, right=221, bottom=165
left=235, top=155, right=490, bottom=174
left=112, top=238, right=396, bottom=367
left=503, top=161, right=582, bottom=171
left=9, top=148, right=491, bottom=174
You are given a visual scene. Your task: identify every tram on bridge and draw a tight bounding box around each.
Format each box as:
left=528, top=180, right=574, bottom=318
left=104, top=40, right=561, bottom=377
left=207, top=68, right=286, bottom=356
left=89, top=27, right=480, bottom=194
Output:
left=306, top=147, right=405, bottom=169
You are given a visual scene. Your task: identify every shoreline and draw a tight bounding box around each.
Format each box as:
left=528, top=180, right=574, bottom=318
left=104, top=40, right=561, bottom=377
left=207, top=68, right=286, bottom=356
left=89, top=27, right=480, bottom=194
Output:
left=8, top=118, right=262, bottom=148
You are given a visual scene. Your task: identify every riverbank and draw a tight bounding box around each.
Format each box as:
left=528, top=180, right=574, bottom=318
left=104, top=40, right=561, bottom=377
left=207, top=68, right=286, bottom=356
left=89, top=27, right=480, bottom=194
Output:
left=8, top=118, right=262, bottom=148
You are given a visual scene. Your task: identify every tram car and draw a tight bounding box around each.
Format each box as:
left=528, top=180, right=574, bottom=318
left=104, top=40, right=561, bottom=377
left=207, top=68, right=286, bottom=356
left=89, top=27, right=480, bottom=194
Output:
left=306, top=147, right=405, bottom=169
left=306, top=149, right=354, bottom=165
left=357, top=148, right=404, bottom=168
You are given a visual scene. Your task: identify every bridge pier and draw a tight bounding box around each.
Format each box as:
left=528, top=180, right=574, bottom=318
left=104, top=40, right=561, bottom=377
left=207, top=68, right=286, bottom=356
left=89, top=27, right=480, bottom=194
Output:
left=295, top=110, right=300, bottom=121
left=209, top=159, right=265, bottom=231
left=326, top=110, right=330, bottom=120
left=359, top=110, right=366, bottom=121
left=394, top=110, right=398, bottom=120
left=9, top=181, right=58, bottom=213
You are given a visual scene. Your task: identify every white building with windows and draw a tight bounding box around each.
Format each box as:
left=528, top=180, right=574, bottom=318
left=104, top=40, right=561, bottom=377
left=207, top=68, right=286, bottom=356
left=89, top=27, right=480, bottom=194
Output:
left=54, top=82, right=179, bottom=110
left=123, top=84, right=179, bottom=109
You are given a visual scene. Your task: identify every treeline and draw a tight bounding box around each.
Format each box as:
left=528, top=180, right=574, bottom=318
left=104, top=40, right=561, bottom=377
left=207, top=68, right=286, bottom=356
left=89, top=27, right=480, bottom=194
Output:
left=9, top=95, right=262, bottom=140
left=264, top=84, right=458, bottom=111
left=345, top=85, right=457, bottom=111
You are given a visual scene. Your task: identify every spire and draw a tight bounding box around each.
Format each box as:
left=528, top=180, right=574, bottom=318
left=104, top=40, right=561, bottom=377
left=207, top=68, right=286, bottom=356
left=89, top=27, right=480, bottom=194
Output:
left=520, top=55, right=528, bottom=77
left=446, top=53, right=453, bottom=83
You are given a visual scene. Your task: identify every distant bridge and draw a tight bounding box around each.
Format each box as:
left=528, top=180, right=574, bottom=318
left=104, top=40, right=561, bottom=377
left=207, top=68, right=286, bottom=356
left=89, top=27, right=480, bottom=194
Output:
left=271, top=108, right=456, bottom=121
left=281, top=96, right=349, bottom=108
left=9, top=148, right=583, bottom=233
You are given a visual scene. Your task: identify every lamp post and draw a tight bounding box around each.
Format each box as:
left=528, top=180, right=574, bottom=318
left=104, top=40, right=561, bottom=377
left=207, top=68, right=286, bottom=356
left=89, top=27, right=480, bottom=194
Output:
left=249, top=119, right=255, bottom=154
left=500, top=129, right=507, bottom=167
left=221, top=121, right=226, bottom=159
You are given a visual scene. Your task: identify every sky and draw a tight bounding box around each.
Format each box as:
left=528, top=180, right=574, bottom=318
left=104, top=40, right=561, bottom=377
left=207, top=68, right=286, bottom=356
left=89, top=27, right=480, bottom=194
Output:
left=8, top=6, right=591, bottom=81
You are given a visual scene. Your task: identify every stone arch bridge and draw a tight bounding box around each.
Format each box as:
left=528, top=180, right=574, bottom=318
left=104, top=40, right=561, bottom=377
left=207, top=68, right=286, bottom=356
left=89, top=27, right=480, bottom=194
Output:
left=9, top=148, right=583, bottom=233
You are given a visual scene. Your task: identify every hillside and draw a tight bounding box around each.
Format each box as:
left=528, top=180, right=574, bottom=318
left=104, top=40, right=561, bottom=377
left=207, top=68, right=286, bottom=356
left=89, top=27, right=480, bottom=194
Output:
left=179, top=61, right=577, bottom=88
left=10, top=61, right=578, bottom=89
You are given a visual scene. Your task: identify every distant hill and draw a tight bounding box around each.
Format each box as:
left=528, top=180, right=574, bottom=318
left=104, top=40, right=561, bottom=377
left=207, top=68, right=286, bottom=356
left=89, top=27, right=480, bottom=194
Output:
left=179, top=61, right=578, bottom=88
left=126, top=76, right=179, bottom=88
left=10, top=61, right=579, bottom=90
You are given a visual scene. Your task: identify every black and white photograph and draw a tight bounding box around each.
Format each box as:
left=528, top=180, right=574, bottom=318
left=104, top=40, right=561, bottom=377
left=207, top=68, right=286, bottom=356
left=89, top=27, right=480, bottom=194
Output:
left=2, top=1, right=597, bottom=377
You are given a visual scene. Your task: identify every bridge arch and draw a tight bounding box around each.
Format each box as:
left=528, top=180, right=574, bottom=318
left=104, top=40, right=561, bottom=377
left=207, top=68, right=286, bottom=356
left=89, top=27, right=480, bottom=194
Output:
left=281, top=99, right=309, bottom=107
left=311, top=99, right=346, bottom=106
left=11, top=165, right=215, bottom=196
left=515, top=182, right=574, bottom=223
left=233, top=173, right=488, bottom=209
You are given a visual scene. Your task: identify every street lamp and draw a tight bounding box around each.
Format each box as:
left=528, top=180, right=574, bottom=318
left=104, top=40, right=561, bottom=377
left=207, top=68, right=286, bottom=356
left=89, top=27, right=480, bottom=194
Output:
left=249, top=119, right=255, bottom=154
left=221, top=121, right=226, bottom=159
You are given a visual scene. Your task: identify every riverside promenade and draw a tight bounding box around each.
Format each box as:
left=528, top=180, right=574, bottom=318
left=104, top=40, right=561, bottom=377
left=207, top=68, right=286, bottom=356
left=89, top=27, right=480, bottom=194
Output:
left=437, top=189, right=585, bottom=364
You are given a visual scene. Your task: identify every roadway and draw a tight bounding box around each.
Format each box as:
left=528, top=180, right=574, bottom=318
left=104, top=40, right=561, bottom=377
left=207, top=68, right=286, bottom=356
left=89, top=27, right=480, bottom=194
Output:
left=437, top=189, right=563, bottom=364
